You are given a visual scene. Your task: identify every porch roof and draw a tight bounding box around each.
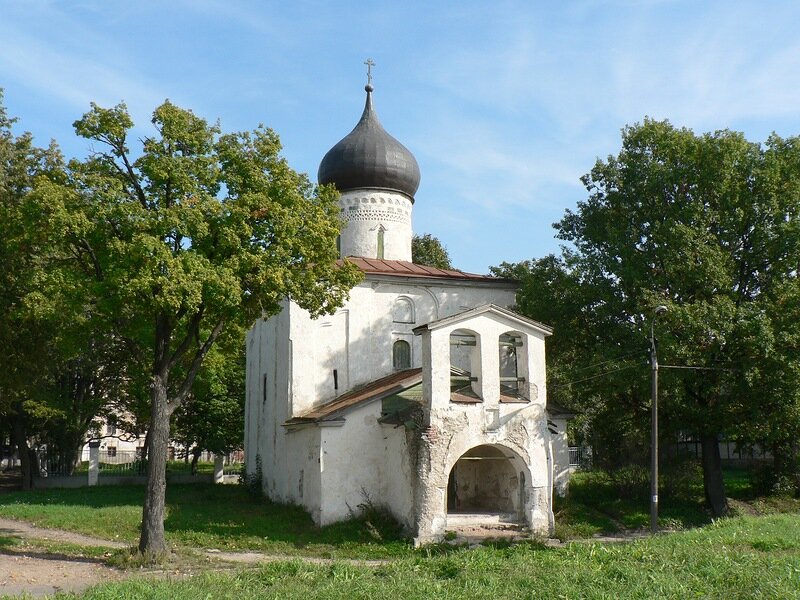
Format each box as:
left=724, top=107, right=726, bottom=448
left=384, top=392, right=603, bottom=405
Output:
left=284, top=368, right=423, bottom=426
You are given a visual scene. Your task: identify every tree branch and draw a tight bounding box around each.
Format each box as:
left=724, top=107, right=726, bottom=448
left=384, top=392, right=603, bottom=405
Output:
left=117, top=149, right=149, bottom=210
left=167, top=304, right=204, bottom=370
left=168, top=317, right=226, bottom=412
left=78, top=238, right=104, bottom=281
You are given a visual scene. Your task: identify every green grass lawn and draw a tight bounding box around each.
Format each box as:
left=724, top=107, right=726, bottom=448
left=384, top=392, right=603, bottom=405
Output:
left=1, top=466, right=798, bottom=598
left=72, top=460, right=216, bottom=476
left=0, top=483, right=409, bottom=559
left=2, top=466, right=798, bottom=558
left=554, top=466, right=800, bottom=540
left=47, top=513, right=800, bottom=599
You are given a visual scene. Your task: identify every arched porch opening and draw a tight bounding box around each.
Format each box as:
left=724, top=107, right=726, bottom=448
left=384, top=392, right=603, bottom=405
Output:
left=445, top=444, right=530, bottom=523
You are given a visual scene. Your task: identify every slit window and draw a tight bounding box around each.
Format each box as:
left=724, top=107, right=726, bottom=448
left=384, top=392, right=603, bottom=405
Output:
left=377, top=226, right=385, bottom=259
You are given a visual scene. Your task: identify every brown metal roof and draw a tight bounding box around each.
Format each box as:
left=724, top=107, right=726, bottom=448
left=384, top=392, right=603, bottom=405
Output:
left=285, top=368, right=423, bottom=425
left=340, top=257, right=516, bottom=283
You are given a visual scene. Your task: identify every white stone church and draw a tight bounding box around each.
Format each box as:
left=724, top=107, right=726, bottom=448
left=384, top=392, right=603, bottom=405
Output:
left=245, top=80, right=571, bottom=543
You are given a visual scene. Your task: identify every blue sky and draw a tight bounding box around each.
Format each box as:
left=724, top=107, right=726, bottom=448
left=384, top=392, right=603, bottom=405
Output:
left=3, top=1, right=800, bottom=273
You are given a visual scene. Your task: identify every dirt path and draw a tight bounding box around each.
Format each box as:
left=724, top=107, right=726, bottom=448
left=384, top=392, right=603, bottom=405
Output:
left=0, top=553, right=122, bottom=598
left=0, top=517, right=126, bottom=598
left=0, top=517, right=127, bottom=549
left=0, top=517, right=394, bottom=598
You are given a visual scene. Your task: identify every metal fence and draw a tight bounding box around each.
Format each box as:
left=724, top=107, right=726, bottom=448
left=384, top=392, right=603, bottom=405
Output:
left=569, top=446, right=592, bottom=470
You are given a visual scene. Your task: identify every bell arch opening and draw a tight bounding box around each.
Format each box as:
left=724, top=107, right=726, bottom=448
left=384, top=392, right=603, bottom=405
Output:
left=449, top=328, right=481, bottom=402
left=445, top=444, right=530, bottom=523
left=499, top=330, right=529, bottom=401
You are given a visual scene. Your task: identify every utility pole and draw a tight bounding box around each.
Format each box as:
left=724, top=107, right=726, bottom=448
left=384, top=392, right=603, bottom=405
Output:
left=650, top=305, right=667, bottom=534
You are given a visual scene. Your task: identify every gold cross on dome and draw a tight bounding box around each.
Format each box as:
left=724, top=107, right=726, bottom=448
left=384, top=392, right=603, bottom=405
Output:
left=364, top=58, right=375, bottom=86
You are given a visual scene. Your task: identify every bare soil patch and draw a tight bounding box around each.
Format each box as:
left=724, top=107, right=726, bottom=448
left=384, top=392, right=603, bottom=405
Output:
left=0, top=552, right=121, bottom=598
left=0, top=517, right=126, bottom=598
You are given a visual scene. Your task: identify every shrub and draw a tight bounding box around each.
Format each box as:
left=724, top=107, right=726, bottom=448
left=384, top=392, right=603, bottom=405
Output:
left=660, top=457, right=703, bottom=500
left=239, top=453, right=263, bottom=497
left=608, top=465, right=649, bottom=501
left=750, top=464, right=799, bottom=498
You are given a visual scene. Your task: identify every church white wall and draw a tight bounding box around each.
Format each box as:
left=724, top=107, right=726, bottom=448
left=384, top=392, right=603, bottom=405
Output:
left=244, top=275, right=527, bottom=534
left=315, top=402, right=414, bottom=527
left=339, top=189, right=413, bottom=261
left=282, top=279, right=517, bottom=419
left=283, top=426, right=323, bottom=521
left=244, top=301, right=303, bottom=505
left=381, top=425, right=415, bottom=528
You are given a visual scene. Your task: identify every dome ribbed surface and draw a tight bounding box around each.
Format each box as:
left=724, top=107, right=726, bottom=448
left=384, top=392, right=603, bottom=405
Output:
left=318, top=87, right=420, bottom=200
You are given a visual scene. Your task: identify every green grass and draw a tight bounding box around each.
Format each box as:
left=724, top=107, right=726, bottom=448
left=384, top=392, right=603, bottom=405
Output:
left=554, top=466, right=800, bottom=539
left=49, top=514, right=800, bottom=599
left=71, top=460, right=216, bottom=475
left=2, top=465, right=797, bottom=557
left=1, top=465, right=798, bottom=598
left=0, top=483, right=409, bottom=559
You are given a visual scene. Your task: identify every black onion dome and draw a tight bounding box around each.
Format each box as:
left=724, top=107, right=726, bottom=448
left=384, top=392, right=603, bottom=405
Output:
left=318, top=85, right=420, bottom=200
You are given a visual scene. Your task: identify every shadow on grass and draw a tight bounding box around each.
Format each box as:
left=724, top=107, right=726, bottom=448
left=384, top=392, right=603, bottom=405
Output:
left=162, top=484, right=409, bottom=555
left=552, top=466, right=762, bottom=538
left=0, top=483, right=410, bottom=556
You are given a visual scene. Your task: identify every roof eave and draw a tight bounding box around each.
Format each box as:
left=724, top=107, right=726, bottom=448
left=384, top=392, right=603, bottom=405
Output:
left=414, top=304, right=553, bottom=336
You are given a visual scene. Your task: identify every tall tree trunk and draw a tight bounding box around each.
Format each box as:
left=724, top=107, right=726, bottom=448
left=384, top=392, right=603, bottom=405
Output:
left=139, top=375, right=171, bottom=558
left=11, top=411, right=33, bottom=490
left=700, top=432, right=728, bottom=517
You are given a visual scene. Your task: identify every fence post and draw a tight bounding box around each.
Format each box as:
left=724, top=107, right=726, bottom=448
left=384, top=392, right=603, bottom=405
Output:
left=213, top=454, right=224, bottom=484
left=88, top=441, right=100, bottom=486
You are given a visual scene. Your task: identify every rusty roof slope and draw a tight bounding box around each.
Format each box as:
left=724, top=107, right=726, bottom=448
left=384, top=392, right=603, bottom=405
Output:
left=340, top=257, right=516, bottom=283
left=285, top=368, right=423, bottom=425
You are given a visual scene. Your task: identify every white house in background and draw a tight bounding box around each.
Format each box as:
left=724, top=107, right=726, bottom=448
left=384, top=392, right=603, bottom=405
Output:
left=245, top=79, right=571, bottom=543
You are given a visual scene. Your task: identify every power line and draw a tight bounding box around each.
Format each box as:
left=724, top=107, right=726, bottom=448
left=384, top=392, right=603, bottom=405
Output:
left=661, top=365, right=736, bottom=371
left=551, top=362, right=641, bottom=388
left=568, top=349, right=648, bottom=373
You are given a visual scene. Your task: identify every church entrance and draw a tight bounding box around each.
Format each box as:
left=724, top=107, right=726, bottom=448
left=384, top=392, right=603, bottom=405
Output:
left=445, top=444, right=528, bottom=525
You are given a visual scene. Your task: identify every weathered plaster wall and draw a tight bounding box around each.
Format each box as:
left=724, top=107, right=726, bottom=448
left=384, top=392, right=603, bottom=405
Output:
left=316, top=400, right=413, bottom=526
left=283, top=426, right=323, bottom=521
left=244, top=302, right=308, bottom=506
left=412, top=311, right=554, bottom=544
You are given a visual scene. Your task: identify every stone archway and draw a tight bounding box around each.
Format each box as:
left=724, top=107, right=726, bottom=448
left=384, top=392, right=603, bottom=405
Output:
left=445, top=443, right=531, bottom=527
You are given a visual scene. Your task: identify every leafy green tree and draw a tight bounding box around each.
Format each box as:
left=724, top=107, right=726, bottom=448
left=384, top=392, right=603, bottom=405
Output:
left=172, top=337, right=245, bottom=474
left=0, top=92, right=67, bottom=488
left=492, top=256, right=654, bottom=468
left=27, top=101, right=362, bottom=558
left=552, top=119, right=800, bottom=515
left=412, top=233, right=453, bottom=269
